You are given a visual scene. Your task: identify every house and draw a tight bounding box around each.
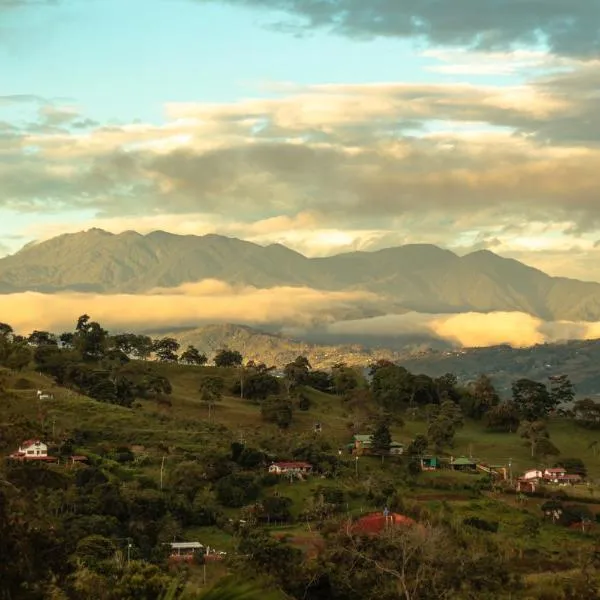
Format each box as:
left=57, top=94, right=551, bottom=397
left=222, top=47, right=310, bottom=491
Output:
left=544, top=467, right=567, bottom=482
left=268, top=461, right=312, bottom=475
left=352, top=434, right=404, bottom=455
left=450, top=456, right=477, bottom=471
left=522, top=469, right=544, bottom=481
left=169, top=541, right=204, bottom=563
left=9, top=440, right=56, bottom=461
left=516, top=478, right=538, bottom=493
left=419, top=456, right=440, bottom=471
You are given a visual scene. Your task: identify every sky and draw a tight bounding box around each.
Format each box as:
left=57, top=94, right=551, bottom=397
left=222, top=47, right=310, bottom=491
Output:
left=2, top=0, right=600, bottom=281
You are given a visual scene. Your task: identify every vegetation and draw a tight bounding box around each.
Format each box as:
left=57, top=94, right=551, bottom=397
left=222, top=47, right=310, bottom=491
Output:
left=0, top=316, right=599, bottom=599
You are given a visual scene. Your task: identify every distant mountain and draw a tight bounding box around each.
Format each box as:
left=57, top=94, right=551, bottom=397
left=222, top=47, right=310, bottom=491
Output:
left=2, top=228, right=600, bottom=321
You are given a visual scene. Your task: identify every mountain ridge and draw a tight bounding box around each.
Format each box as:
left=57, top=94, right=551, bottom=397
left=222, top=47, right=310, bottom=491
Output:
left=2, top=228, right=600, bottom=322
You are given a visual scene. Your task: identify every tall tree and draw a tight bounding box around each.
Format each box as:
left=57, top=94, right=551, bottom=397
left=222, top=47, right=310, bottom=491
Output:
left=371, top=420, right=392, bottom=463
left=200, top=376, right=225, bottom=421
left=519, top=420, right=550, bottom=457
left=549, top=374, right=575, bottom=409
left=512, top=378, right=555, bottom=420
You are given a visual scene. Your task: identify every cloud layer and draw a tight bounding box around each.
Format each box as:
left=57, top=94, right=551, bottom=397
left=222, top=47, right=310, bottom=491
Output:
left=3, top=280, right=600, bottom=349
left=200, top=0, right=600, bottom=58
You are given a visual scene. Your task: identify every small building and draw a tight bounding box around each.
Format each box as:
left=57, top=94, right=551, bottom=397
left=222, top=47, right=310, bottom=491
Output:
left=522, top=469, right=544, bottom=481
left=169, top=541, right=204, bottom=563
left=419, top=456, right=440, bottom=471
left=268, top=461, right=312, bottom=475
left=555, top=474, right=582, bottom=486
left=450, top=456, right=477, bottom=471
left=544, top=467, right=567, bottom=482
left=352, top=434, right=403, bottom=455
left=516, top=478, right=538, bottom=493
left=9, top=440, right=56, bottom=461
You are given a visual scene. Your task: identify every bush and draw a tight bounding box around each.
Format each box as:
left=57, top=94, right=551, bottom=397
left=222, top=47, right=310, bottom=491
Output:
left=463, top=516, right=499, bottom=533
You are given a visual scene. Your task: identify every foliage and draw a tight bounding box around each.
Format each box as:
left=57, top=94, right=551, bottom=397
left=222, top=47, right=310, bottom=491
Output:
left=214, top=349, right=243, bottom=368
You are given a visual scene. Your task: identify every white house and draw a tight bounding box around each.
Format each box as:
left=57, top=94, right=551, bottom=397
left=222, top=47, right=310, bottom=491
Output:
left=522, top=469, right=543, bottom=481
left=268, top=461, right=312, bottom=475
left=9, top=439, right=55, bottom=461
left=17, top=439, right=48, bottom=457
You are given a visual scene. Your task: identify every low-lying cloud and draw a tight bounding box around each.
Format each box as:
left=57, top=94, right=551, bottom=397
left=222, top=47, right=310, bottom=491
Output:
left=323, top=311, right=600, bottom=348
left=0, top=280, right=376, bottom=334
left=3, top=281, right=600, bottom=349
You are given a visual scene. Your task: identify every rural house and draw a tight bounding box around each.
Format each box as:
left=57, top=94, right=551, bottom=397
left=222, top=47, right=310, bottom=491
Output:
left=268, top=461, right=312, bottom=475
left=544, top=467, right=567, bottom=482
left=450, top=456, right=477, bottom=471
left=9, top=440, right=55, bottom=461
left=522, top=469, right=544, bottom=481
left=351, top=434, right=404, bottom=455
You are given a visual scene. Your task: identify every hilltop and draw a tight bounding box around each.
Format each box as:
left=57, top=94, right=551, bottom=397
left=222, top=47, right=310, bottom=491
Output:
left=3, top=228, right=600, bottom=321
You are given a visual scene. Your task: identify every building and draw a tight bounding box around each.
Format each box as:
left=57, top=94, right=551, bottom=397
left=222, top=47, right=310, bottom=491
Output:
left=169, top=541, right=204, bottom=563
left=522, top=469, right=544, bottom=481
left=268, top=461, right=312, bottom=475
left=544, top=467, right=567, bottom=482
left=450, top=456, right=477, bottom=471
left=9, top=440, right=56, bottom=461
left=352, top=434, right=404, bottom=455
left=516, top=478, right=538, bottom=493
left=419, top=456, right=440, bottom=471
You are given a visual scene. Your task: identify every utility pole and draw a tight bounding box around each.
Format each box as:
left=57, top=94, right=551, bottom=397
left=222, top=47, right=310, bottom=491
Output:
left=51, top=418, right=56, bottom=439
left=127, top=539, right=132, bottom=563
left=160, top=455, right=166, bottom=491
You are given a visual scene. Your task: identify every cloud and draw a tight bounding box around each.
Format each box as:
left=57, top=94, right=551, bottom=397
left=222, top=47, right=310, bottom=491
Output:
left=2, top=62, right=600, bottom=278
left=0, top=280, right=377, bottom=334
left=325, top=311, right=600, bottom=349
left=196, top=0, right=600, bottom=58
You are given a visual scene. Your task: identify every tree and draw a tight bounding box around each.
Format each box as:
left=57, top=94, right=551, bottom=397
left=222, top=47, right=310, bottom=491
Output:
left=371, top=420, right=392, bottom=462
left=152, top=337, right=180, bottom=362
left=74, top=315, right=108, bottom=361
left=283, top=356, right=311, bottom=391
left=331, top=363, right=359, bottom=396
left=213, top=348, right=243, bottom=367
left=199, top=376, right=224, bottom=421
left=484, top=401, right=521, bottom=433
left=427, top=401, right=463, bottom=451
left=0, top=322, right=13, bottom=338
left=512, top=378, right=555, bottom=420
left=573, top=398, right=600, bottom=429
left=519, top=420, right=550, bottom=457
left=464, top=374, right=500, bottom=419
left=5, top=343, right=32, bottom=371
left=179, top=345, right=207, bottom=365
left=555, top=457, right=587, bottom=478
left=261, top=397, right=293, bottom=429
left=370, top=364, right=414, bottom=410
left=406, top=434, right=428, bottom=457
left=27, top=330, right=58, bottom=347
left=549, top=374, right=575, bottom=408
left=534, top=437, right=560, bottom=461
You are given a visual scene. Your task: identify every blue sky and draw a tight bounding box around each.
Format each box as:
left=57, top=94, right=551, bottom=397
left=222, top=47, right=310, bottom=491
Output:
left=1, top=0, right=599, bottom=280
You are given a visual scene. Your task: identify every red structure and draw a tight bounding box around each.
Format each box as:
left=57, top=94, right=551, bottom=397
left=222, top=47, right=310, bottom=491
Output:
left=348, top=512, right=415, bottom=535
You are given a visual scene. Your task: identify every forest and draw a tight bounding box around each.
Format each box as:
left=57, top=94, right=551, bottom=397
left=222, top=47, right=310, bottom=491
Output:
left=0, top=315, right=599, bottom=600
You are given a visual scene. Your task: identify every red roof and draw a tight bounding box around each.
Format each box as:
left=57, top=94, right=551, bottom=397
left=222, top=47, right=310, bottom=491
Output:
left=546, top=468, right=566, bottom=473
left=272, top=461, right=312, bottom=469
left=20, top=439, right=43, bottom=448
left=349, top=512, right=415, bottom=535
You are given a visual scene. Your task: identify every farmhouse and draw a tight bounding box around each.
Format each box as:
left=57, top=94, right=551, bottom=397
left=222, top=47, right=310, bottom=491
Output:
left=268, top=461, right=312, bottom=475
left=544, top=467, right=567, bottom=482
left=522, top=469, right=544, bottom=481
left=9, top=440, right=56, bottom=461
left=351, top=434, right=404, bottom=455
left=168, top=541, right=203, bottom=563
left=450, top=456, right=477, bottom=471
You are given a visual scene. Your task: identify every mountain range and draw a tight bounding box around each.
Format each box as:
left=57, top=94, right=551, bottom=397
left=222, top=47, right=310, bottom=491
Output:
left=2, top=228, right=600, bottom=322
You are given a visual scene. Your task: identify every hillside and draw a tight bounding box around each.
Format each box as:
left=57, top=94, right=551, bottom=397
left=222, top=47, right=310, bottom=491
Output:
left=401, top=338, right=600, bottom=396
left=160, top=323, right=412, bottom=369
left=160, top=324, right=600, bottom=395
left=3, top=229, right=600, bottom=321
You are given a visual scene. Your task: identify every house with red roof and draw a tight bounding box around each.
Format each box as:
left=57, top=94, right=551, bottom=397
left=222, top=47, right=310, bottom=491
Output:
left=9, top=439, right=56, bottom=462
